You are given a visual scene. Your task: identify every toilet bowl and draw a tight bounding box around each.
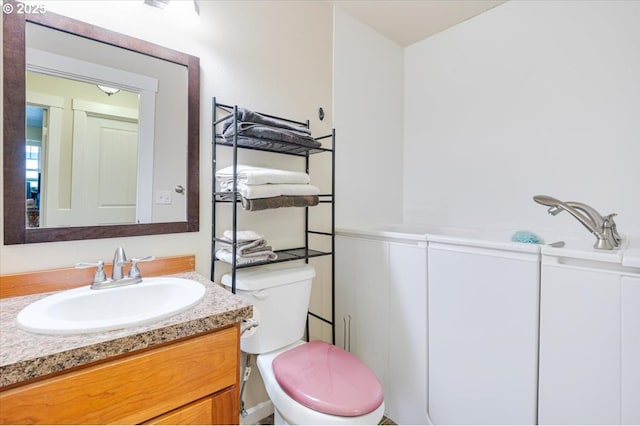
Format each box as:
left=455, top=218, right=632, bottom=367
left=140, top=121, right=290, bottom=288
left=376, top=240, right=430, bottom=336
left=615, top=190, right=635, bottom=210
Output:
left=222, top=264, right=385, bottom=425
left=258, top=341, right=385, bottom=425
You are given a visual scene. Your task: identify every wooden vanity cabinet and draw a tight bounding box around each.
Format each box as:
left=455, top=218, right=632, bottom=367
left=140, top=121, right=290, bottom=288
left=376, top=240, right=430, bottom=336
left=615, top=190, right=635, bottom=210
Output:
left=0, top=325, right=240, bottom=425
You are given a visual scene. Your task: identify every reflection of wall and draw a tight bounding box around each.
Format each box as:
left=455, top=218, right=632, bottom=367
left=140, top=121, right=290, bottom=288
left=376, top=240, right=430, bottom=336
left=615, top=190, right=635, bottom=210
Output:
left=27, top=71, right=139, bottom=211
left=26, top=125, right=43, bottom=141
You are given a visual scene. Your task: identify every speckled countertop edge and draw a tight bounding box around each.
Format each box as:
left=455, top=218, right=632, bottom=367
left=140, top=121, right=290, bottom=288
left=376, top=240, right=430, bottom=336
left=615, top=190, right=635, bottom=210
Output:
left=0, top=272, right=252, bottom=388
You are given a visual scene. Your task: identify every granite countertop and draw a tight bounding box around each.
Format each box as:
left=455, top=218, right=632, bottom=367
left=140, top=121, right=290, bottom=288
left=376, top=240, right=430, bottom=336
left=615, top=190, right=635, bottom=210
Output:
left=0, top=272, right=252, bottom=388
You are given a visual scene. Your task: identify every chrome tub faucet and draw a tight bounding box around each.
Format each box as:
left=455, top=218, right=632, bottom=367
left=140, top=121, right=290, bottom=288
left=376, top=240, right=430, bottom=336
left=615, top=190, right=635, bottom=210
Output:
left=533, top=195, right=622, bottom=250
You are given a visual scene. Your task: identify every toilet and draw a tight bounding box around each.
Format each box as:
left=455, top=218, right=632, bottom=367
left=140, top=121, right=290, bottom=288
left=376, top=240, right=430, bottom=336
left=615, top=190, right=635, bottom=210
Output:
left=222, top=263, right=385, bottom=425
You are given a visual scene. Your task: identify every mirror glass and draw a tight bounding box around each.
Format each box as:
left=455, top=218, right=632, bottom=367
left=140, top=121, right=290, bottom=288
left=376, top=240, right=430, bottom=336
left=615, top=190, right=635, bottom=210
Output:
left=3, top=6, right=200, bottom=244
left=25, top=22, right=188, bottom=228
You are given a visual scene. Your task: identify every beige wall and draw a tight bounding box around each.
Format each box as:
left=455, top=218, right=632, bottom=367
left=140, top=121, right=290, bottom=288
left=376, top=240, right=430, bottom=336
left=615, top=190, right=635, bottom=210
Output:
left=1, top=1, right=333, bottom=277
left=2, top=1, right=333, bottom=417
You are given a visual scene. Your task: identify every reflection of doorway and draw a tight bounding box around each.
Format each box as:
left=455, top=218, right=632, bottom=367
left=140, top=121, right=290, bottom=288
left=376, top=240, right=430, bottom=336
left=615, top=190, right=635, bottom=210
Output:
left=72, top=100, right=139, bottom=225
left=27, top=92, right=66, bottom=228
left=25, top=105, right=46, bottom=227
left=26, top=106, right=45, bottom=202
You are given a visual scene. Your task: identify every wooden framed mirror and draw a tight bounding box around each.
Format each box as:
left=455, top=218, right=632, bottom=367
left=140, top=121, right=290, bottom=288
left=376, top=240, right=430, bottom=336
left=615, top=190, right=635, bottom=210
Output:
left=3, top=1, right=200, bottom=244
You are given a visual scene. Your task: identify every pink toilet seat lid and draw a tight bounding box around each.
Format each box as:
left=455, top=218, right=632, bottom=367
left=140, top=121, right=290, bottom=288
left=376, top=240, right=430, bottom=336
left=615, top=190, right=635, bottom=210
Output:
left=272, top=340, right=384, bottom=417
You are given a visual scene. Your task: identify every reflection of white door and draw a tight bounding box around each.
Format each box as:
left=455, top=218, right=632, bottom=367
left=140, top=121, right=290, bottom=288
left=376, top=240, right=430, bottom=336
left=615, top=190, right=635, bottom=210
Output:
left=72, top=100, right=139, bottom=225
left=87, top=116, right=138, bottom=224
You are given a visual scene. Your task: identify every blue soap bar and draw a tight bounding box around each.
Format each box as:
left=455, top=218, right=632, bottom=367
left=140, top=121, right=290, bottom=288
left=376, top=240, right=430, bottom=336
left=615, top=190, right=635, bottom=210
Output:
left=511, top=230, right=543, bottom=244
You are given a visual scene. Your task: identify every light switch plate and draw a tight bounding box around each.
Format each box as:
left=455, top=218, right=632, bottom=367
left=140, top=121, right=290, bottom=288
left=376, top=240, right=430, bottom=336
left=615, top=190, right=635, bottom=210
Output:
left=155, top=190, right=172, bottom=204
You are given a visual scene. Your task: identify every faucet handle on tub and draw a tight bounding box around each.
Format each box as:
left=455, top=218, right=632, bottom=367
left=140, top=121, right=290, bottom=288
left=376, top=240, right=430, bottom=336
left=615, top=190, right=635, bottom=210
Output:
left=128, top=256, right=155, bottom=279
left=76, top=260, right=107, bottom=285
left=603, top=213, right=622, bottom=248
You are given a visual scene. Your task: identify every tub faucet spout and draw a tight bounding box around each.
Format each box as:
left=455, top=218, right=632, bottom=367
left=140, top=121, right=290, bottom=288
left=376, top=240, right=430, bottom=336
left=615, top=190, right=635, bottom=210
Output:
left=532, top=195, right=622, bottom=250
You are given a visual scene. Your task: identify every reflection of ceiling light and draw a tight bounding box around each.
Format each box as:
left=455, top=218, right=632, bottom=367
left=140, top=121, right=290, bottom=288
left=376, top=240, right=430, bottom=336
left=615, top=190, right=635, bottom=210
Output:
left=143, top=0, right=199, bottom=17
left=144, top=0, right=170, bottom=9
left=97, top=85, right=121, bottom=96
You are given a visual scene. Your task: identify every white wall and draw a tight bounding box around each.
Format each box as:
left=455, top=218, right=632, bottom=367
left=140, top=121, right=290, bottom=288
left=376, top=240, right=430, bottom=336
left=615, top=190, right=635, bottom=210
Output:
left=0, top=1, right=333, bottom=275
left=333, top=7, right=404, bottom=228
left=404, top=0, right=640, bottom=239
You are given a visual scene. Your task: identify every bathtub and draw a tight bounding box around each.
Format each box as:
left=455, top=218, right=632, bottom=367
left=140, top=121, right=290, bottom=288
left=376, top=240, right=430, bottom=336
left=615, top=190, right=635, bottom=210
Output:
left=337, top=223, right=637, bottom=265
left=335, top=223, right=639, bottom=424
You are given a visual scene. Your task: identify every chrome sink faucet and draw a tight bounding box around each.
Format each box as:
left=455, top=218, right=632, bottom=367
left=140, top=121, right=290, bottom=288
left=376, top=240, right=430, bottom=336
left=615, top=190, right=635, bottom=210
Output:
left=111, top=246, right=127, bottom=280
left=533, top=195, right=622, bottom=250
left=76, top=247, right=155, bottom=289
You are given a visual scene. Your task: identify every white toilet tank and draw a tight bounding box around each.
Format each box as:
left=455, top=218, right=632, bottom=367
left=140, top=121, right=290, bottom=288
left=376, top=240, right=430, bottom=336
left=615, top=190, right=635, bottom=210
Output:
left=222, top=263, right=315, bottom=354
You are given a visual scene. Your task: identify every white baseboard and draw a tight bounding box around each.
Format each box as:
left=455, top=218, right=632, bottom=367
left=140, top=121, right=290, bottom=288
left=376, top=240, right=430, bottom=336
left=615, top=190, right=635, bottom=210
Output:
left=240, top=400, right=274, bottom=425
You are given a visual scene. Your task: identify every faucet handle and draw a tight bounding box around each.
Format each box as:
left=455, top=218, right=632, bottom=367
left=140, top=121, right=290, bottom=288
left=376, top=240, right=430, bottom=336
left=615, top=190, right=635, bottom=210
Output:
left=604, top=213, right=623, bottom=247
left=611, top=220, right=622, bottom=246
left=601, top=214, right=616, bottom=231
left=76, top=260, right=107, bottom=284
left=128, top=256, right=155, bottom=279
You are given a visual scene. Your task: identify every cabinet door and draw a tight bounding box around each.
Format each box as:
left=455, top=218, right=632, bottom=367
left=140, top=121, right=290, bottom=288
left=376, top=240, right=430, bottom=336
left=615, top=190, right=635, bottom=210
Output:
left=335, top=236, right=389, bottom=390
left=538, top=264, right=621, bottom=425
left=387, top=242, right=429, bottom=425
left=622, top=276, right=640, bottom=425
left=428, top=243, right=539, bottom=425
left=145, top=387, right=238, bottom=425
left=146, top=396, right=215, bottom=425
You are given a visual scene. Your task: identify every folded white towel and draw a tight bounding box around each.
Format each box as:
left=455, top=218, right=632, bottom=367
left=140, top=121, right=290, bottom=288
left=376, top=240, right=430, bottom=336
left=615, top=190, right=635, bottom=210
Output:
left=221, top=229, right=264, bottom=242
left=225, top=182, right=320, bottom=200
left=217, top=165, right=310, bottom=186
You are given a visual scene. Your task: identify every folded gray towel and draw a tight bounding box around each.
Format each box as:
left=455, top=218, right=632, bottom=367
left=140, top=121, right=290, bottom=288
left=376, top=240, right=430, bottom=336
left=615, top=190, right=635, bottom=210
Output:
left=223, top=107, right=311, bottom=134
left=226, top=135, right=322, bottom=153
left=215, top=248, right=277, bottom=265
left=240, top=195, right=320, bottom=211
left=218, top=238, right=274, bottom=256
left=223, top=123, right=321, bottom=149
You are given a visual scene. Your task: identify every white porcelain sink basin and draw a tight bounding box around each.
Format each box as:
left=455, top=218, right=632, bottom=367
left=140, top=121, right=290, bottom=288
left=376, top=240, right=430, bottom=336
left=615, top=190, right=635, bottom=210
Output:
left=16, top=277, right=206, bottom=335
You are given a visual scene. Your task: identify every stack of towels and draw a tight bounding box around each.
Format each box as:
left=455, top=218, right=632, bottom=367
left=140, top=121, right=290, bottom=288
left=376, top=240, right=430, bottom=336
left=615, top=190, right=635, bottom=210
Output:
left=222, top=107, right=321, bottom=151
left=217, top=164, right=320, bottom=211
left=216, top=230, right=277, bottom=265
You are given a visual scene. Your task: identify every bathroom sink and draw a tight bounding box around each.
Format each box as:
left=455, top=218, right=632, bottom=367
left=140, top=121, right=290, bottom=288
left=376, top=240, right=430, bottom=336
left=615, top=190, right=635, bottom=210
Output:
left=16, top=277, right=206, bottom=335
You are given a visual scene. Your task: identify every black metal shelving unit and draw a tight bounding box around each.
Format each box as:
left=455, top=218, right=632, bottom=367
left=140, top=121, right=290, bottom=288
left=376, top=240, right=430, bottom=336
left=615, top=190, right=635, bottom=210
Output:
left=211, top=97, right=335, bottom=343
